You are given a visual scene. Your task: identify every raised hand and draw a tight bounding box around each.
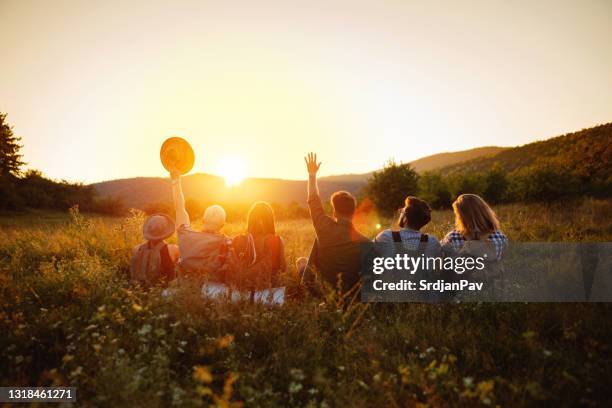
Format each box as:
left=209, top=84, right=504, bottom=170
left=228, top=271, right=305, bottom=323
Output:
left=304, top=152, right=321, bottom=176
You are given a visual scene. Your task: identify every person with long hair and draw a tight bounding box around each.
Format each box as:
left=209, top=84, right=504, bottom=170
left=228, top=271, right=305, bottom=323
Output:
left=233, top=201, right=286, bottom=292
left=441, top=193, right=508, bottom=259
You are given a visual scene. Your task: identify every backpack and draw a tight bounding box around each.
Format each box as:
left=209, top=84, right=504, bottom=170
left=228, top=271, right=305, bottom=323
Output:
left=130, top=241, right=170, bottom=285
left=233, top=233, right=283, bottom=270
left=233, top=233, right=257, bottom=268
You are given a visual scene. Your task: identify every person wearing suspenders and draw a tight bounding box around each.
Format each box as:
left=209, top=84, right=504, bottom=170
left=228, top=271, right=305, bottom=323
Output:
left=374, top=196, right=442, bottom=258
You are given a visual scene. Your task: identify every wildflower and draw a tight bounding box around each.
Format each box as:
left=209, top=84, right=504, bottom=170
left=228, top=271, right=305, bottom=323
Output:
left=290, top=368, right=305, bottom=381
left=70, top=366, right=83, bottom=378
left=196, top=386, right=213, bottom=396
left=193, top=365, right=213, bottom=384
left=476, top=380, right=495, bottom=402
left=289, top=382, right=303, bottom=394
left=398, top=365, right=410, bottom=384
left=217, top=334, right=234, bottom=349
left=522, top=330, right=537, bottom=340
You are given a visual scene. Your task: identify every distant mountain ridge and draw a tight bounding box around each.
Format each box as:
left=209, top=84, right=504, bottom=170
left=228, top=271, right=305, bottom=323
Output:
left=92, top=123, right=611, bottom=209
left=92, top=146, right=506, bottom=208
left=323, top=146, right=507, bottom=183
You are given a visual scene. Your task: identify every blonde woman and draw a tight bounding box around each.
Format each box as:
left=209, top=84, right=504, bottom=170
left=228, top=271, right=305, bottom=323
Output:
left=441, top=194, right=508, bottom=260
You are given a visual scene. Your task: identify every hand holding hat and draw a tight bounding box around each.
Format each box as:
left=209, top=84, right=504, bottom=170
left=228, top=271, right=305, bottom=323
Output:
left=160, top=137, right=195, bottom=178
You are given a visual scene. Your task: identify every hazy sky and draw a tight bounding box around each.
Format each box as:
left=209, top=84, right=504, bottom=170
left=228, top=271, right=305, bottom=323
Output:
left=1, top=0, right=611, bottom=183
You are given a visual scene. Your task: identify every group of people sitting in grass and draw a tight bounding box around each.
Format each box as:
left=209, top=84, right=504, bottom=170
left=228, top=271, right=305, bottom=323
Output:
left=130, top=152, right=508, bottom=301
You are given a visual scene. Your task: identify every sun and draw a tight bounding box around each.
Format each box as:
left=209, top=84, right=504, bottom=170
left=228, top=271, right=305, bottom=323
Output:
left=217, top=156, right=246, bottom=187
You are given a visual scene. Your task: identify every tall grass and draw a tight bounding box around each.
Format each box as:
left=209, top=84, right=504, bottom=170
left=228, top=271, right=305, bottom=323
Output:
left=0, top=200, right=611, bottom=406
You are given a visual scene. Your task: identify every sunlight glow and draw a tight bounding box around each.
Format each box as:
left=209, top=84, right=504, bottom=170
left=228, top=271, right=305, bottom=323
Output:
left=217, top=156, right=246, bottom=187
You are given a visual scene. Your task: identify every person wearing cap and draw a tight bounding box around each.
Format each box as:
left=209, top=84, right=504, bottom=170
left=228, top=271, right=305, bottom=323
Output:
left=130, top=214, right=180, bottom=286
left=168, top=166, right=233, bottom=286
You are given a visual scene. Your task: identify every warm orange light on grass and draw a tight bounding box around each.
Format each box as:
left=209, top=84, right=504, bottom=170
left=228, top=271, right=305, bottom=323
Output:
left=217, top=156, right=246, bottom=187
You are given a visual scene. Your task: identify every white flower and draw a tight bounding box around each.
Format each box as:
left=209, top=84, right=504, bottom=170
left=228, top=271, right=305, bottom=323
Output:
left=138, top=324, right=152, bottom=336
left=463, top=376, right=474, bottom=387
left=289, top=382, right=303, bottom=393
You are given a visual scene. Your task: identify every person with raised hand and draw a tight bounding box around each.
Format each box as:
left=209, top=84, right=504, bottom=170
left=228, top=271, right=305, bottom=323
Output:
left=168, top=165, right=234, bottom=287
left=299, top=152, right=369, bottom=295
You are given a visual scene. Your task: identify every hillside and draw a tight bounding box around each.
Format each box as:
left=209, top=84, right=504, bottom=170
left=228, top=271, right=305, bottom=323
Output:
left=410, top=146, right=508, bottom=172
left=93, top=174, right=365, bottom=208
left=442, top=123, right=612, bottom=179
left=93, top=146, right=505, bottom=209
left=319, top=146, right=506, bottom=183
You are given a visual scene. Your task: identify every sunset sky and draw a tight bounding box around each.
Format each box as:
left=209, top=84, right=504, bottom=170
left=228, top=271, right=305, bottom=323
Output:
left=1, top=0, right=611, bottom=183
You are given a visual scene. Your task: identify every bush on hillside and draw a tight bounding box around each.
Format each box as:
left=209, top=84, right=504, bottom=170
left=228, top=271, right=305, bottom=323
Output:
left=365, top=160, right=419, bottom=217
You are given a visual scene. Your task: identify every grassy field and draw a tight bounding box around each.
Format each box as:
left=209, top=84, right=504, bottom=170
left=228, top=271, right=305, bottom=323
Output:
left=1, top=199, right=611, bottom=407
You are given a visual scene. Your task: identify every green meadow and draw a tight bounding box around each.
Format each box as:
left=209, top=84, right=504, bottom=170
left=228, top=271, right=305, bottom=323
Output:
left=1, top=199, right=611, bottom=407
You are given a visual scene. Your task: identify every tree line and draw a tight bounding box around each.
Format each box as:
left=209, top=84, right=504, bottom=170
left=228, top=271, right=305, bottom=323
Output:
left=0, top=113, right=125, bottom=215
left=365, top=158, right=611, bottom=217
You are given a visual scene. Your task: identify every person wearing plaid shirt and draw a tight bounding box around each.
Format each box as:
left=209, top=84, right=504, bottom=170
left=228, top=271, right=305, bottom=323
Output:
left=441, top=194, right=508, bottom=260
left=441, top=229, right=507, bottom=260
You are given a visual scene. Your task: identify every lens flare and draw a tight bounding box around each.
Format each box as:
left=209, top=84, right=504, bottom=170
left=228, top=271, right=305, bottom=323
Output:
left=217, top=156, right=246, bottom=187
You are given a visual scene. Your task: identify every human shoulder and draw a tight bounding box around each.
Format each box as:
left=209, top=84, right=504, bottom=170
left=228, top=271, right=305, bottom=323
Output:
left=442, top=229, right=463, bottom=241
left=374, top=229, right=393, bottom=242
left=490, top=230, right=508, bottom=239
left=166, top=243, right=180, bottom=261
left=425, top=233, right=441, bottom=246
left=489, top=230, right=508, bottom=245
left=177, top=223, right=194, bottom=234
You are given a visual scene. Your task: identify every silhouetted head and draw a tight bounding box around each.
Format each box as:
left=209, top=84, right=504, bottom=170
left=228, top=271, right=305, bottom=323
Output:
left=247, top=201, right=276, bottom=235
left=452, top=194, right=500, bottom=238
left=202, top=204, right=226, bottom=233
left=331, top=191, right=357, bottom=220
left=398, top=196, right=432, bottom=230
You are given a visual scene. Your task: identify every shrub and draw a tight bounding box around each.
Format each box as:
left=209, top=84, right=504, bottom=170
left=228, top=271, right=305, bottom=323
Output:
left=365, top=160, right=419, bottom=217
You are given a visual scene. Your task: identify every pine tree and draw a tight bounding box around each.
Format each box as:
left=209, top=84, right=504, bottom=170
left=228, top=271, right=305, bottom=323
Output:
left=0, top=113, right=25, bottom=177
